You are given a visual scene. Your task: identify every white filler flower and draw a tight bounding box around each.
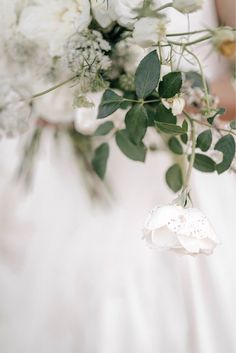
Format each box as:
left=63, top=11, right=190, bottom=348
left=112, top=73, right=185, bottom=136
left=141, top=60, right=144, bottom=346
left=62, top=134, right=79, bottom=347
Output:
left=133, top=17, right=167, bottom=47
left=19, top=0, right=91, bottom=57
left=172, top=0, right=203, bottom=14
left=143, top=205, right=219, bottom=255
left=162, top=95, right=185, bottom=115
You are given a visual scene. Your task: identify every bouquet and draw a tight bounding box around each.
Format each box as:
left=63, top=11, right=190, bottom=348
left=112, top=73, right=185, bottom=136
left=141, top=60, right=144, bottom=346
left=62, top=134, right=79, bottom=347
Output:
left=0, top=0, right=235, bottom=255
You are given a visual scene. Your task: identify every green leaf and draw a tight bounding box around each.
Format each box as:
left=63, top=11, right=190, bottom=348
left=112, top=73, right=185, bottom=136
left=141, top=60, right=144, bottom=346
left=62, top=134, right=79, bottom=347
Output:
left=168, top=137, right=183, bottom=154
left=192, top=153, right=216, bottom=172
left=180, top=120, right=188, bottom=144
left=166, top=164, right=183, bottom=192
left=97, top=90, right=123, bottom=119
left=125, top=105, right=148, bottom=144
left=214, top=134, right=236, bottom=174
left=135, top=50, right=160, bottom=99
left=207, top=108, right=225, bottom=125
left=156, top=122, right=187, bottom=135
left=94, top=121, right=114, bottom=136
left=155, top=104, right=177, bottom=124
left=115, top=129, right=146, bottom=162
left=230, top=120, right=236, bottom=129
left=196, top=129, right=212, bottom=152
left=92, top=143, right=109, bottom=179
left=158, top=72, right=182, bottom=98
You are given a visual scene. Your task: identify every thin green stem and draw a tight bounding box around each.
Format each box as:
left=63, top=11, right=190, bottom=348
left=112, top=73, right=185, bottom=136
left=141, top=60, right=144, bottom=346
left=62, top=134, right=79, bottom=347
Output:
left=168, top=34, right=212, bottom=47
left=166, top=29, right=210, bottom=37
left=184, top=47, right=210, bottom=110
left=155, top=2, right=173, bottom=12
left=30, top=75, right=78, bottom=101
left=183, top=115, right=196, bottom=191
left=190, top=116, right=236, bottom=137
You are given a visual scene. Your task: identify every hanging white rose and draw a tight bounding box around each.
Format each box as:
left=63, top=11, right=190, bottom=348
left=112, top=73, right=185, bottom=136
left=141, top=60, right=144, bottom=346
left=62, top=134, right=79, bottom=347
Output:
left=18, top=0, right=91, bottom=57
left=172, top=0, right=203, bottom=14
left=133, top=17, right=167, bottom=48
left=143, top=204, right=219, bottom=255
left=162, top=95, right=185, bottom=115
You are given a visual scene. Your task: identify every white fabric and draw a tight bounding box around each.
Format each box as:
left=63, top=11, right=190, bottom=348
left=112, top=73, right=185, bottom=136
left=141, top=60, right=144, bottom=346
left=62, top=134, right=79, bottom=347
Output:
left=0, top=1, right=236, bottom=353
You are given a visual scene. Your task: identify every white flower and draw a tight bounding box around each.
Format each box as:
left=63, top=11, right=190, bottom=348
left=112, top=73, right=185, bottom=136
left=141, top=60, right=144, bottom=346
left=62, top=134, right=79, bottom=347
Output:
left=143, top=205, right=219, bottom=255
left=162, top=96, right=185, bottom=115
left=172, top=0, right=203, bottom=14
left=115, top=38, right=145, bottom=74
left=113, top=0, right=161, bottom=28
left=18, top=0, right=91, bottom=57
left=90, top=0, right=116, bottom=28
left=133, top=17, right=167, bottom=48
left=212, top=27, right=236, bottom=58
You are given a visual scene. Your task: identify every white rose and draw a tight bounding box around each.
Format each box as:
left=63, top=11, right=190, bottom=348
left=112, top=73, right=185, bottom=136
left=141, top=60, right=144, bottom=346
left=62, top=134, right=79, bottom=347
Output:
left=143, top=205, right=219, bottom=255
left=133, top=17, right=167, bottom=48
left=116, top=38, right=145, bottom=74
left=172, top=0, right=203, bottom=14
left=162, top=96, right=185, bottom=115
left=90, top=0, right=116, bottom=28
left=19, top=0, right=91, bottom=57
left=113, top=0, right=144, bottom=28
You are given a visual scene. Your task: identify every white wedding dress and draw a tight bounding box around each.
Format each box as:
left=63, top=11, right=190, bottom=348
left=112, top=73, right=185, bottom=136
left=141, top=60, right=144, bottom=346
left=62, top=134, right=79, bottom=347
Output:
left=0, top=1, right=235, bottom=353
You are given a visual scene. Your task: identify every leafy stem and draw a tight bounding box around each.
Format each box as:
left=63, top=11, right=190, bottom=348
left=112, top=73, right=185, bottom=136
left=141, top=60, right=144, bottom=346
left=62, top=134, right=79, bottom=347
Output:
left=183, top=114, right=196, bottom=191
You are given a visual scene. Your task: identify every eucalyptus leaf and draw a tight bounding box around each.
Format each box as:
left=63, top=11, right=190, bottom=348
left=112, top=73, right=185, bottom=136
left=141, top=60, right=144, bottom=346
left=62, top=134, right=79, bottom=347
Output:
left=192, top=153, right=216, bottom=172
left=166, top=164, right=183, bottom=192
left=214, top=134, right=236, bottom=174
left=135, top=50, right=160, bottom=99
left=92, top=143, right=109, bottom=179
left=125, top=105, right=148, bottom=145
left=168, top=136, right=183, bottom=154
left=115, top=129, right=147, bottom=162
left=180, top=120, right=188, bottom=144
left=158, top=72, right=182, bottom=98
left=94, top=121, right=114, bottom=136
left=155, top=104, right=177, bottom=124
left=156, top=122, right=187, bottom=135
left=196, top=129, right=212, bottom=152
left=97, top=89, right=123, bottom=119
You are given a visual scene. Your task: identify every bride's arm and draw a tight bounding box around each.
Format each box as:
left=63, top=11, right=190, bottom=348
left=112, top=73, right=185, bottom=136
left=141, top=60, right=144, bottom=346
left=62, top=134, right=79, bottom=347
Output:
left=211, top=0, right=236, bottom=121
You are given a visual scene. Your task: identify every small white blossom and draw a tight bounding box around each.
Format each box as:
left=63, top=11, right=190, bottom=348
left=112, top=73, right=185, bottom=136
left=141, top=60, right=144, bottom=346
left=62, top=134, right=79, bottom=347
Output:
left=212, top=27, right=236, bottom=58
left=172, top=0, right=203, bottom=14
left=133, top=17, right=167, bottom=48
left=143, top=204, right=219, bottom=255
left=115, top=37, right=145, bottom=74
left=18, top=0, right=91, bottom=57
left=162, top=96, right=185, bottom=115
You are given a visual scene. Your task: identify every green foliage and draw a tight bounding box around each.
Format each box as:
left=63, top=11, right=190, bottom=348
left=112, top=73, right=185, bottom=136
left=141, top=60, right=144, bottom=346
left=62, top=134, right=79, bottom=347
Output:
left=168, top=136, right=183, bottom=154
left=214, top=134, right=235, bottom=174
left=196, top=129, right=212, bottom=152
left=207, top=108, right=225, bottom=125
left=92, top=143, right=109, bottom=179
left=155, top=104, right=177, bottom=124
left=97, top=89, right=123, bottom=119
left=125, top=105, right=148, bottom=144
left=158, top=72, right=182, bottom=98
left=115, top=129, right=146, bottom=162
left=156, top=122, right=187, bottom=135
left=135, top=50, right=160, bottom=99
left=230, top=120, right=236, bottom=129
left=192, top=153, right=216, bottom=172
left=166, top=164, right=183, bottom=192
left=94, top=121, right=114, bottom=136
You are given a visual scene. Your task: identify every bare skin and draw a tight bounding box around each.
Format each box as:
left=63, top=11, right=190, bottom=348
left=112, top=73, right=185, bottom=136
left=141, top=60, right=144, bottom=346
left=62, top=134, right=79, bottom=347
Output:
left=211, top=0, right=236, bottom=120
